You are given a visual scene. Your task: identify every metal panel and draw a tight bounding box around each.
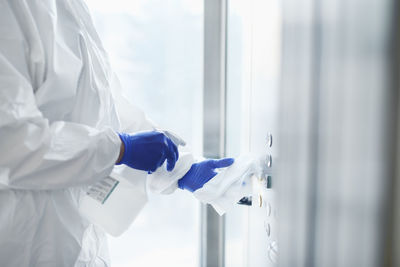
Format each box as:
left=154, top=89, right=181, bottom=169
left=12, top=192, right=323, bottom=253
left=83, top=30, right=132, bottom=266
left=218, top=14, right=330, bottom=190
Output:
left=388, top=3, right=400, bottom=266
left=277, top=1, right=315, bottom=266
left=244, top=0, right=281, bottom=266
left=202, top=0, right=227, bottom=267
left=278, top=0, right=400, bottom=267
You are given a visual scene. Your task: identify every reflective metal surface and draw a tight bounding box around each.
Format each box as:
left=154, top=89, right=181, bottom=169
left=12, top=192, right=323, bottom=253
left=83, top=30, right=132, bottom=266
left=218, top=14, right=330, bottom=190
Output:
left=266, top=154, right=272, bottom=168
left=202, top=1, right=227, bottom=267
left=267, top=133, right=273, bottom=148
left=278, top=0, right=400, bottom=266
left=268, top=241, right=278, bottom=264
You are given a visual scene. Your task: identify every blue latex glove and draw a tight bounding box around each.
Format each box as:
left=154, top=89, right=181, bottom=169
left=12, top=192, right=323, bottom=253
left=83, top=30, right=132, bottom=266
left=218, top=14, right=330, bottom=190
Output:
left=117, top=131, right=179, bottom=173
left=178, top=158, right=235, bottom=192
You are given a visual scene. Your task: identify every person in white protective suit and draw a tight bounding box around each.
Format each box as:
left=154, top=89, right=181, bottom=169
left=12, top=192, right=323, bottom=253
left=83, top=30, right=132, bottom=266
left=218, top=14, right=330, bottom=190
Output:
left=0, top=1, right=251, bottom=266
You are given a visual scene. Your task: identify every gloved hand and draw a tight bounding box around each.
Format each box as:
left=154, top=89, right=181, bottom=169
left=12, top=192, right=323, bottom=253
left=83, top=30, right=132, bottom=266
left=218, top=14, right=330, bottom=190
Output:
left=117, top=131, right=179, bottom=173
left=178, top=158, right=235, bottom=192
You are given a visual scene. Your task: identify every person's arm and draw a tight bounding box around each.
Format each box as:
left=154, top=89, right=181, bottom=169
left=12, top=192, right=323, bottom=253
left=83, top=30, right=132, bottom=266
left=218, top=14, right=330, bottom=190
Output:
left=0, top=46, right=121, bottom=191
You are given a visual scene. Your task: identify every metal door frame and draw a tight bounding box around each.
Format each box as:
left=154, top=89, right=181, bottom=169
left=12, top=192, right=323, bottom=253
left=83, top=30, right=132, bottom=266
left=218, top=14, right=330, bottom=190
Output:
left=201, top=0, right=228, bottom=266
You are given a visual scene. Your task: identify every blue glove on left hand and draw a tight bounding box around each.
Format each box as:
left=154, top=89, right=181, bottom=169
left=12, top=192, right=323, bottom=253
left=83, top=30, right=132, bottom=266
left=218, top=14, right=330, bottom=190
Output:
left=178, top=158, right=235, bottom=192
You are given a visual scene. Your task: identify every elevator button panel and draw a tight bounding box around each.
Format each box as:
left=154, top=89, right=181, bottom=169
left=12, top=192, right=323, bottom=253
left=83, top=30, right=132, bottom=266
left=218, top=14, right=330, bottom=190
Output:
left=248, top=133, right=278, bottom=266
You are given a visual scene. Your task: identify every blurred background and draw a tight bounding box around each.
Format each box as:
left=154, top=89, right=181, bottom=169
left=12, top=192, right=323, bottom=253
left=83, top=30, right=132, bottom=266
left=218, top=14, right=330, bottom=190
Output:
left=85, top=0, right=400, bottom=266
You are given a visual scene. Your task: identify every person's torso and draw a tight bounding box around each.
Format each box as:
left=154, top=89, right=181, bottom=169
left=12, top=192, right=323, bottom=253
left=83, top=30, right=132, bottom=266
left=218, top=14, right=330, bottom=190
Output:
left=0, top=0, right=120, bottom=266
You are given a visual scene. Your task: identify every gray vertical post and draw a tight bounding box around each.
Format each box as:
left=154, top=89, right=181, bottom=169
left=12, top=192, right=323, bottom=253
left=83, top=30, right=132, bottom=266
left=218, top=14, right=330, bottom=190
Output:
left=202, top=0, right=227, bottom=267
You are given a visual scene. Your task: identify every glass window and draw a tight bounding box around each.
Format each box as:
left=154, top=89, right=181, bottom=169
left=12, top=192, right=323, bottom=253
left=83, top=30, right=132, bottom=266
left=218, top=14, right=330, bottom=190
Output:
left=85, top=1, right=203, bottom=266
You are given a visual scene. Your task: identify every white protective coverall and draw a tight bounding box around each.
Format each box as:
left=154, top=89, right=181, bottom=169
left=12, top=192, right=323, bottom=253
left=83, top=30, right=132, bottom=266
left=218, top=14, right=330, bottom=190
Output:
left=0, top=0, right=257, bottom=266
left=0, top=0, right=194, bottom=266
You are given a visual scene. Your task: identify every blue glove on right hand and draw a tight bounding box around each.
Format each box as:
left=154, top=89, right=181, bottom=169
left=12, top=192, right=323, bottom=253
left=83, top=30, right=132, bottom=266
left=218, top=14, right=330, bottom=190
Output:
left=178, top=158, right=235, bottom=192
left=117, top=131, right=179, bottom=173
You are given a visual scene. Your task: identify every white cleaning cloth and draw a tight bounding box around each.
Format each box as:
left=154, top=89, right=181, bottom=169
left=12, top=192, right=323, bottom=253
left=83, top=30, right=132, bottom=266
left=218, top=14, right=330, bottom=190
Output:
left=194, top=154, right=261, bottom=215
left=147, top=153, right=265, bottom=215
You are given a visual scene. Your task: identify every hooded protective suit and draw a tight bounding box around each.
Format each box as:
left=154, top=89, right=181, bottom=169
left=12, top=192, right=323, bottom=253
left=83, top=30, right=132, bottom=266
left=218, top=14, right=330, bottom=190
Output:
left=0, top=0, right=194, bottom=266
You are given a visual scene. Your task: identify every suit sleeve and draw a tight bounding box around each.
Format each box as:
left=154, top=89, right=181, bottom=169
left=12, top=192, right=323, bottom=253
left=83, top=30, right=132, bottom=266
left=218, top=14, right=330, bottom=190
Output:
left=0, top=48, right=121, bottom=190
